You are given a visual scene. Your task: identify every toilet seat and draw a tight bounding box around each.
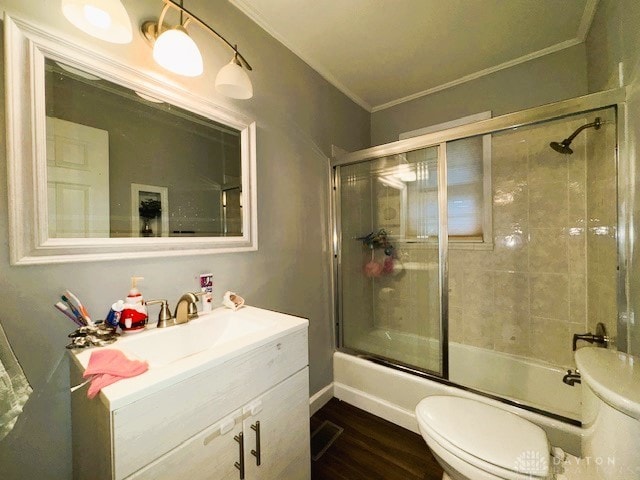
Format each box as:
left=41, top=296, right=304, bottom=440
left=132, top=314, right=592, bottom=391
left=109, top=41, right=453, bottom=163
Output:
left=420, top=418, right=547, bottom=480
left=416, top=396, right=550, bottom=479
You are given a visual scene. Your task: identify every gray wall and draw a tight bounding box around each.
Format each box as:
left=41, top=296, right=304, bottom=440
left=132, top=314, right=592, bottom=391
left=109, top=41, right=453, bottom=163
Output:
left=370, top=44, right=588, bottom=145
left=0, top=1, right=369, bottom=478
left=586, top=0, right=640, bottom=354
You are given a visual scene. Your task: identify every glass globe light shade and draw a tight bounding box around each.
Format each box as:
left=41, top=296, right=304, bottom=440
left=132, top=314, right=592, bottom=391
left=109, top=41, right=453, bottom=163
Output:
left=215, top=59, right=253, bottom=99
left=152, top=26, right=204, bottom=77
left=61, top=0, right=132, bottom=44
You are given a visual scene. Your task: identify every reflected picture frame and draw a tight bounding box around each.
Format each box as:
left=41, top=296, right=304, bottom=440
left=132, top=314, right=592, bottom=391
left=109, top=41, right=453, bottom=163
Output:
left=131, top=184, right=169, bottom=238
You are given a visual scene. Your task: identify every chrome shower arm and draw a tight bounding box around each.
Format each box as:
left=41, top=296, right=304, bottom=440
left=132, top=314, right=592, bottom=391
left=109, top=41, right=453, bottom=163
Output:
left=562, top=117, right=602, bottom=143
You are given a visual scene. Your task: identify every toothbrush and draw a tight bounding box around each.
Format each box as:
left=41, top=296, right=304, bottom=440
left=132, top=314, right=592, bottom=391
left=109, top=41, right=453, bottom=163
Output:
left=65, top=290, right=94, bottom=326
left=55, top=302, right=83, bottom=326
left=61, top=295, right=86, bottom=325
left=70, top=377, right=92, bottom=393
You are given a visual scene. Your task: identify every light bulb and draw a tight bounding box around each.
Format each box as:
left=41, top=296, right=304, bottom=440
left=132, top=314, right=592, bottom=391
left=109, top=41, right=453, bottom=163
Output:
left=83, top=4, right=111, bottom=30
left=215, top=58, right=253, bottom=99
left=153, top=26, right=203, bottom=77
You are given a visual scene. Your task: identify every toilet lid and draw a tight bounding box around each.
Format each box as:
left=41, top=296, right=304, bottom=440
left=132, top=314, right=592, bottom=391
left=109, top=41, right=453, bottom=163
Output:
left=416, top=396, right=549, bottom=478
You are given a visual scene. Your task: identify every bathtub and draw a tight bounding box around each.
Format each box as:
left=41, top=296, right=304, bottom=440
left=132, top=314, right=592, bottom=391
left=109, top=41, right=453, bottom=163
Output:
left=449, top=342, right=581, bottom=420
left=333, top=347, right=583, bottom=456
left=346, top=328, right=581, bottom=419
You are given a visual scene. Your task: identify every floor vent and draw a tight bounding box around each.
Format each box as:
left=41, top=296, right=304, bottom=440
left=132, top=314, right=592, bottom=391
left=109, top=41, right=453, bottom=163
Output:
left=310, top=420, right=344, bottom=461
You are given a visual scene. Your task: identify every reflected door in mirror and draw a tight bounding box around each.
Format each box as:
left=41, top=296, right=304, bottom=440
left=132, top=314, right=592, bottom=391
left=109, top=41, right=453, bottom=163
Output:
left=46, top=117, right=110, bottom=238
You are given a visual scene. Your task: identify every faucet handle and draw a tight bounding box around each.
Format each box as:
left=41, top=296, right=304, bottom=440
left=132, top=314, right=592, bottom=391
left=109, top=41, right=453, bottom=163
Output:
left=188, top=292, right=205, bottom=319
left=562, top=369, right=581, bottom=386
left=146, top=299, right=175, bottom=328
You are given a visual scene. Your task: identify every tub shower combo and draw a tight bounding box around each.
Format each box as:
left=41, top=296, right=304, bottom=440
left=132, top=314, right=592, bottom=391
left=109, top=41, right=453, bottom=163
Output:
left=331, top=90, right=627, bottom=453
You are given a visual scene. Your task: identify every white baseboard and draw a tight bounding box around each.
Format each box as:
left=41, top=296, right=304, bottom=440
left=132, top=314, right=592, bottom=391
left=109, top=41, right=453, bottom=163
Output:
left=309, top=382, right=334, bottom=416
left=333, top=382, right=419, bottom=434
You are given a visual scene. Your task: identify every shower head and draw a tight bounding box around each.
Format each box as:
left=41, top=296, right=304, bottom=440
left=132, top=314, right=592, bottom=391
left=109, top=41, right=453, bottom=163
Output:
left=550, top=140, right=575, bottom=155
left=549, top=117, right=602, bottom=155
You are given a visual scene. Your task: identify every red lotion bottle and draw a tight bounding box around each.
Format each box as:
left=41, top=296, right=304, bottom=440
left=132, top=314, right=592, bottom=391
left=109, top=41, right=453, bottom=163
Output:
left=119, top=276, right=148, bottom=333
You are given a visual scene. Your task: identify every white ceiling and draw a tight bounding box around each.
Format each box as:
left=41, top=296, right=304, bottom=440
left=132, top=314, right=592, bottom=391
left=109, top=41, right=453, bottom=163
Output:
left=230, top=0, right=597, bottom=112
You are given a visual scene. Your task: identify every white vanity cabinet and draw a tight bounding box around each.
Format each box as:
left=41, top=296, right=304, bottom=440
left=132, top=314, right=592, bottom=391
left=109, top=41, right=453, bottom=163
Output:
left=130, top=369, right=309, bottom=480
left=70, top=307, right=310, bottom=480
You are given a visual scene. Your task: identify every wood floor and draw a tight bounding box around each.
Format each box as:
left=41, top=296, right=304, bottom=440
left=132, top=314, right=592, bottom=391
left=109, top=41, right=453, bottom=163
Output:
left=310, top=398, right=444, bottom=480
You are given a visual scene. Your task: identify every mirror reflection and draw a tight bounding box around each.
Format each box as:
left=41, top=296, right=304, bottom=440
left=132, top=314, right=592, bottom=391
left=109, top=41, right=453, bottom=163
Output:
left=44, top=59, right=242, bottom=238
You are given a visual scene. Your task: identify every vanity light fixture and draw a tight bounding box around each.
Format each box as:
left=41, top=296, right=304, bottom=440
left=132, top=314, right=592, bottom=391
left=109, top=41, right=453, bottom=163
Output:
left=61, top=0, right=133, bottom=44
left=142, top=0, right=254, bottom=99
left=215, top=50, right=253, bottom=100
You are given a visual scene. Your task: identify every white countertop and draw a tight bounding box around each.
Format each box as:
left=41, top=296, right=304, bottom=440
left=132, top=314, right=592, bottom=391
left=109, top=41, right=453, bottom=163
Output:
left=575, top=347, right=640, bottom=420
left=69, top=306, right=308, bottom=410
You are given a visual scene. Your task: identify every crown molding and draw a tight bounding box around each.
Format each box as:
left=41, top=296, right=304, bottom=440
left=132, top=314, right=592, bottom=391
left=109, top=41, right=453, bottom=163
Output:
left=232, top=0, right=599, bottom=114
left=229, top=0, right=372, bottom=111
left=370, top=38, right=583, bottom=112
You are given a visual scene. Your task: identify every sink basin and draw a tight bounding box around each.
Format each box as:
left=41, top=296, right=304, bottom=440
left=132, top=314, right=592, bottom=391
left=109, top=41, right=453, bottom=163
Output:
left=70, top=305, right=308, bottom=409
left=117, top=309, right=274, bottom=366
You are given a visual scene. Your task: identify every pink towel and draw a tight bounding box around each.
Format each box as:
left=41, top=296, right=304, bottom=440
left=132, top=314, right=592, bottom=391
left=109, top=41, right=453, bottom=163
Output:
left=83, top=349, right=148, bottom=399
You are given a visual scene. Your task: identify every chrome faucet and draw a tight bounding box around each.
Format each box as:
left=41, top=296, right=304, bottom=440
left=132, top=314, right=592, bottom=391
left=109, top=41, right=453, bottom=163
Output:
left=174, top=292, right=201, bottom=324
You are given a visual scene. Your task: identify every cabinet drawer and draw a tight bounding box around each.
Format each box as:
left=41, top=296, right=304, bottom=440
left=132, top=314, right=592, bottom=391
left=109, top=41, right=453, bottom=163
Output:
left=113, top=328, right=308, bottom=479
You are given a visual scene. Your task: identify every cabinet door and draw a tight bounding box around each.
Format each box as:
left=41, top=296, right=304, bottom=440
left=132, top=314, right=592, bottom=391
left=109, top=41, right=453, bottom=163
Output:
left=113, top=329, right=308, bottom=479
left=243, top=368, right=310, bottom=480
left=127, top=409, right=244, bottom=480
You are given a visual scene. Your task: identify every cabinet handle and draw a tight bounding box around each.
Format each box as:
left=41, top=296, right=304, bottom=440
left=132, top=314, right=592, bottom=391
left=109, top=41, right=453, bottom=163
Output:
left=250, top=421, right=261, bottom=466
left=234, top=432, right=245, bottom=479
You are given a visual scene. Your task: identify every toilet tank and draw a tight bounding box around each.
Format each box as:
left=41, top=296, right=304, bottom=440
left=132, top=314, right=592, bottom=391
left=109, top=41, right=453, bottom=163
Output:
left=576, top=347, right=640, bottom=480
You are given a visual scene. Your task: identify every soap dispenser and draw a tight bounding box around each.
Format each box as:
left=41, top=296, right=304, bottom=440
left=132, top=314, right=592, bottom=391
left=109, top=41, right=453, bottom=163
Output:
left=119, top=276, right=148, bottom=333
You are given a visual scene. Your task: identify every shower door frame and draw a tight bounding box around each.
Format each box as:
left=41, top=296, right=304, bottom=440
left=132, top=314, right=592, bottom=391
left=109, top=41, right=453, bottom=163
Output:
left=331, top=87, right=630, bottom=422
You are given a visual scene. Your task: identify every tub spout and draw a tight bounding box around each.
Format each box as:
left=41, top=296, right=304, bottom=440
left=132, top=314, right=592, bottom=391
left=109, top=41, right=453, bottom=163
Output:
left=572, top=322, right=609, bottom=351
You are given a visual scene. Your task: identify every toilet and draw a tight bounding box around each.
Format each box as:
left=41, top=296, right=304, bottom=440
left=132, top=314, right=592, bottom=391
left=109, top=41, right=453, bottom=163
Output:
left=416, top=347, right=640, bottom=480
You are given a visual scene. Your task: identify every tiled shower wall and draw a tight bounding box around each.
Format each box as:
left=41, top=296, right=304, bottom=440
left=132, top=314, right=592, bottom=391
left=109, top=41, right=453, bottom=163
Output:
left=339, top=110, right=617, bottom=371
left=447, top=112, right=617, bottom=368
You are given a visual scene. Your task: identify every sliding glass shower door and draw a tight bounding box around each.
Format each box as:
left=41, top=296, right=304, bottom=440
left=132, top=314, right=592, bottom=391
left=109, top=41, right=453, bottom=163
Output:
left=334, top=101, right=620, bottom=422
left=336, top=145, right=447, bottom=376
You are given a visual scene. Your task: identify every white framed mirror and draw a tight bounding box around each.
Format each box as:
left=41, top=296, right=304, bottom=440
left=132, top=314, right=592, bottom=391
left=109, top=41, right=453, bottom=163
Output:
left=4, top=14, right=257, bottom=265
